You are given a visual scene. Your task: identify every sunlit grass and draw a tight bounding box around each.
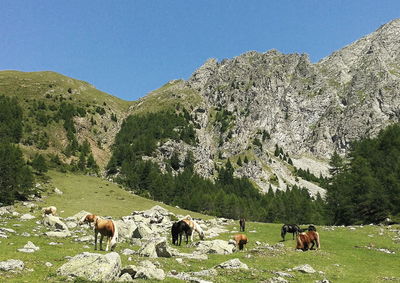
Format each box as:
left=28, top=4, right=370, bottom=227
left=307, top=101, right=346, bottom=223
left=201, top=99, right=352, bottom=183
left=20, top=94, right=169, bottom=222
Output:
left=1, top=171, right=399, bottom=282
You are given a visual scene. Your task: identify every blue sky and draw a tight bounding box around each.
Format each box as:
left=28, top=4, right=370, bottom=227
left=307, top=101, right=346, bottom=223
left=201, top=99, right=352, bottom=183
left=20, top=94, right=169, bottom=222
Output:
left=1, top=1, right=399, bottom=101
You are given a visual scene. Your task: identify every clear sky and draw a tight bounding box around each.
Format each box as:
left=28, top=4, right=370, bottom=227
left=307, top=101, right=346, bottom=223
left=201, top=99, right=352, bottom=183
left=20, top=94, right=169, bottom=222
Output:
left=1, top=1, right=399, bottom=101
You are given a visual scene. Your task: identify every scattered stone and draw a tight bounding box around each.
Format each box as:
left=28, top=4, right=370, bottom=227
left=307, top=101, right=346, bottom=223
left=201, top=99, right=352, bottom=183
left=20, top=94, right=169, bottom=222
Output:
left=45, top=262, right=53, bottom=267
left=44, top=231, right=71, bottom=238
left=315, top=279, right=330, bottom=283
left=66, top=222, right=78, bottom=229
left=262, top=277, right=288, bottom=283
left=0, top=227, right=16, bottom=233
left=57, top=252, right=121, bottom=282
left=215, top=258, right=248, bottom=269
left=18, top=241, right=40, bottom=253
left=48, top=242, right=63, bottom=245
left=273, top=271, right=294, bottom=278
left=0, top=259, right=24, bottom=271
left=74, top=235, right=94, bottom=242
left=176, top=258, right=183, bottom=264
left=42, top=215, right=69, bottom=231
left=54, top=188, right=63, bottom=195
left=195, top=239, right=236, bottom=254
left=133, top=260, right=165, bottom=281
left=121, top=248, right=136, bottom=256
left=117, top=273, right=134, bottom=282
left=20, top=213, right=36, bottom=220
left=132, top=222, right=153, bottom=239
left=21, top=232, right=31, bottom=237
left=293, top=264, right=316, bottom=274
left=138, top=237, right=174, bottom=258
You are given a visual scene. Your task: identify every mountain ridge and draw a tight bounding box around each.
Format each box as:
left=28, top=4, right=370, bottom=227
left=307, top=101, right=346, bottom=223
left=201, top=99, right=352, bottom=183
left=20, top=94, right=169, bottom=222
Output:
left=2, top=19, right=400, bottom=196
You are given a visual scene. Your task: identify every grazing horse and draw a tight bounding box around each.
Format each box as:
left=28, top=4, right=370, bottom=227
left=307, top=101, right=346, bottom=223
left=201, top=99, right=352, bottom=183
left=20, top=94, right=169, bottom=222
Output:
left=181, top=215, right=205, bottom=242
left=239, top=218, right=246, bottom=232
left=79, top=214, right=97, bottom=228
left=42, top=206, right=57, bottom=216
left=281, top=224, right=300, bottom=241
left=233, top=234, right=248, bottom=250
left=296, top=231, right=320, bottom=251
left=171, top=220, right=192, bottom=246
left=93, top=216, right=118, bottom=251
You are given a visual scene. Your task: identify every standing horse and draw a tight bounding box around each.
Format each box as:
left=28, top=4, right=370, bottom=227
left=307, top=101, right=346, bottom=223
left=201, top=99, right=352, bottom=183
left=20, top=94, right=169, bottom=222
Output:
left=296, top=231, right=320, bottom=251
left=181, top=215, right=205, bottom=242
left=239, top=218, right=246, bottom=232
left=93, top=216, right=118, bottom=251
left=171, top=220, right=192, bottom=246
left=79, top=213, right=97, bottom=228
left=233, top=234, right=248, bottom=250
left=281, top=224, right=301, bottom=241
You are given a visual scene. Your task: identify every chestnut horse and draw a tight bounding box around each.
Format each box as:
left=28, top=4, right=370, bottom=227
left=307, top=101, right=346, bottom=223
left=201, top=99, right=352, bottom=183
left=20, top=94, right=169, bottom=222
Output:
left=42, top=206, right=57, bottom=216
left=93, top=216, right=118, bottom=251
left=233, top=234, right=248, bottom=250
left=171, top=220, right=192, bottom=246
left=239, top=218, right=246, bottom=232
left=79, top=213, right=97, bottom=228
left=181, top=215, right=205, bottom=242
left=296, top=231, right=320, bottom=251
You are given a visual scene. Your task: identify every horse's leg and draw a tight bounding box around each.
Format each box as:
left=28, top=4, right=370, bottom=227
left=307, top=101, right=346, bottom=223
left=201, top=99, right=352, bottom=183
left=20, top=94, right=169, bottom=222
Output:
left=94, top=230, right=98, bottom=250
left=100, top=234, right=104, bottom=251
left=179, top=232, right=182, bottom=246
left=105, top=236, right=110, bottom=251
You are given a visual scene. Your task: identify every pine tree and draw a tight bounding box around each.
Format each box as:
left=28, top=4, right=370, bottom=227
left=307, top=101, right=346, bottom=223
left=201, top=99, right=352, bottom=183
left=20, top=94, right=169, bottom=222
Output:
left=32, top=154, right=48, bottom=174
left=0, top=143, right=33, bottom=204
left=329, top=151, right=344, bottom=176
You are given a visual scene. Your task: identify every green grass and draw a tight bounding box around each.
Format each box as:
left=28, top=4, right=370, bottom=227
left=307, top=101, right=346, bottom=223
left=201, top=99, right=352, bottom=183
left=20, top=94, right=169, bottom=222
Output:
left=1, top=172, right=400, bottom=282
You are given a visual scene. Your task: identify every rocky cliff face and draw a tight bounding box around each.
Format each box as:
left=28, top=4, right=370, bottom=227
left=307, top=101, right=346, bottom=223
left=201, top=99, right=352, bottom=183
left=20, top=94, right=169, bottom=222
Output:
left=141, top=19, right=400, bottom=196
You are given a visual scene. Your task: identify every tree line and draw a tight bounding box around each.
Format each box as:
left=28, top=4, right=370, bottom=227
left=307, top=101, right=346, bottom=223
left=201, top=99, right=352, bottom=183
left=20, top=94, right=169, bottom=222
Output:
left=108, top=110, right=328, bottom=224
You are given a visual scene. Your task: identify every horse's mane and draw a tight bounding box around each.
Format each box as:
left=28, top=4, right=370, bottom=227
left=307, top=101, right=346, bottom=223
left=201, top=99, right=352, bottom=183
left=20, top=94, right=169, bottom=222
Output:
left=181, top=215, right=192, bottom=221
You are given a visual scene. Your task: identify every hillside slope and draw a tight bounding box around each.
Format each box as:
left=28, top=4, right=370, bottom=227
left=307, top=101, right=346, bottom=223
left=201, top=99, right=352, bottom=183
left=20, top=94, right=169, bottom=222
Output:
left=0, top=172, right=399, bottom=282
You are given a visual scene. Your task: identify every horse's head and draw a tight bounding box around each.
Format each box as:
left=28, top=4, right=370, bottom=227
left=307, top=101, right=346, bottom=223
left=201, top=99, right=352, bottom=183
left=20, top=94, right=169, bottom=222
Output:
left=199, top=231, right=205, bottom=240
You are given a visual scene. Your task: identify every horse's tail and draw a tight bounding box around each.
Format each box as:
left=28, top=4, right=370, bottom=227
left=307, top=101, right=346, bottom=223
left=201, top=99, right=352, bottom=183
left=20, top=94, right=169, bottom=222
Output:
left=110, top=220, right=118, bottom=250
left=315, top=231, right=320, bottom=249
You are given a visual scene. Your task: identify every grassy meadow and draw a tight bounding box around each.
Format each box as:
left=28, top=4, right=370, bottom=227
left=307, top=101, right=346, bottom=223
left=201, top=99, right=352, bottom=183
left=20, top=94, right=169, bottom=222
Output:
left=0, top=171, right=399, bottom=282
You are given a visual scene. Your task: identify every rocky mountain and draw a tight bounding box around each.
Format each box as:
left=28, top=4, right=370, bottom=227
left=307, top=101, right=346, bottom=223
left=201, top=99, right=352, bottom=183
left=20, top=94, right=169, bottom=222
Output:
left=2, top=19, right=400, bottom=196
left=135, top=18, right=400, bottom=195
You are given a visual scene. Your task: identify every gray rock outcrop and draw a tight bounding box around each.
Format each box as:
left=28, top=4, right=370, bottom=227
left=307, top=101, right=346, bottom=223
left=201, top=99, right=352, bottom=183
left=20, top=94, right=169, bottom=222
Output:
left=57, top=252, right=121, bottom=282
left=0, top=259, right=24, bottom=271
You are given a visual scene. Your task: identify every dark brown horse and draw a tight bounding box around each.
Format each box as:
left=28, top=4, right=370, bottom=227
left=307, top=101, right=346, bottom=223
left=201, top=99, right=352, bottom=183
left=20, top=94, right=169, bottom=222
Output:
left=296, top=231, right=320, bottom=251
left=239, top=218, right=246, bottom=232
left=171, top=220, right=192, bottom=246
left=281, top=224, right=300, bottom=241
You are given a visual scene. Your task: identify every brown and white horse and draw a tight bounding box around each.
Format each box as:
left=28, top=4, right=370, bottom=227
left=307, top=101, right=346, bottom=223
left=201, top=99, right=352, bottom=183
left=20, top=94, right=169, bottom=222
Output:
left=93, top=216, right=118, bottom=251
left=181, top=215, right=205, bottom=242
left=79, top=213, right=97, bottom=228
left=233, top=233, right=248, bottom=250
left=42, top=206, right=57, bottom=216
left=296, top=230, right=320, bottom=251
